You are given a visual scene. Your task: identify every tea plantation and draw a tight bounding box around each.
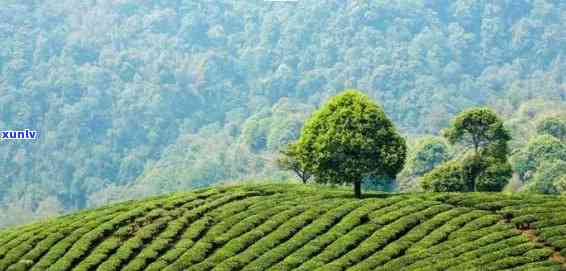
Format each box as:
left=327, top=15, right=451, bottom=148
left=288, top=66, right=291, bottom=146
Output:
left=1, top=184, right=566, bottom=271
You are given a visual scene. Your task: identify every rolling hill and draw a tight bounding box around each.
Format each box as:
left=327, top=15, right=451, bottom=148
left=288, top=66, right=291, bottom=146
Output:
left=1, top=184, right=566, bottom=271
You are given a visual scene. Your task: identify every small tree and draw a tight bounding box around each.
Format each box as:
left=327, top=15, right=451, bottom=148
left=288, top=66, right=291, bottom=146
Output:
left=296, top=90, right=407, bottom=198
left=438, top=107, right=512, bottom=192
left=444, top=107, right=511, bottom=158
left=276, top=143, right=311, bottom=184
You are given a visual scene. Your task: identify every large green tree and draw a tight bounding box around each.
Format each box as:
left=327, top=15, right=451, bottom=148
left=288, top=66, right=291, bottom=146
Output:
left=295, top=90, right=407, bottom=198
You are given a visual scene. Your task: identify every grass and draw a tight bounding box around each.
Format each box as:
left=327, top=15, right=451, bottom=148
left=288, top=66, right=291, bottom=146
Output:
left=0, top=183, right=565, bottom=270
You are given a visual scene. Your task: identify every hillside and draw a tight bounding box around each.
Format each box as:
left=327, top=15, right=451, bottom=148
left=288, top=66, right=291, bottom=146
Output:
left=1, top=184, right=566, bottom=271
left=1, top=0, right=565, bottom=226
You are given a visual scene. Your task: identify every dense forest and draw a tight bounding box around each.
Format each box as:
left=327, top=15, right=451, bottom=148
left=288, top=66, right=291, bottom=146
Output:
left=0, top=0, right=564, bottom=227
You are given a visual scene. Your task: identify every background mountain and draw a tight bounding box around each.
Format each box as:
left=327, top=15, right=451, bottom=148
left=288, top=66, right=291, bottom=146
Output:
left=0, top=0, right=565, bottom=227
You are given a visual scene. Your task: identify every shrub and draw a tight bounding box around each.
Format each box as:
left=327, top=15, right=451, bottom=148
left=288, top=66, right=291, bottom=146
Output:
left=421, top=160, right=467, bottom=192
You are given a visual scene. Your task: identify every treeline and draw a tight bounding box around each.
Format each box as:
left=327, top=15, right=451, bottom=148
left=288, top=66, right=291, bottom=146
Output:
left=399, top=100, right=566, bottom=194
left=0, top=0, right=565, bottom=227
left=278, top=90, right=566, bottom=197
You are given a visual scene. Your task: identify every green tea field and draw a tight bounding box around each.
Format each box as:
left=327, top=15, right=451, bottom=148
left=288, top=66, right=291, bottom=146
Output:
left=1, top=184, right=566, bottom=271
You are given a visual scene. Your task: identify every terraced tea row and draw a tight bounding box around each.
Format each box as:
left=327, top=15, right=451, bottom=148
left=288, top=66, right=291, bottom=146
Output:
left=0, top=184, right=565, bottom=270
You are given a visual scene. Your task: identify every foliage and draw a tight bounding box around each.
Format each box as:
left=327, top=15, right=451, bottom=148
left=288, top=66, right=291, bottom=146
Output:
left=422, top=151, right=512, bottom=194
left=398, top=136, right=451, bottom=192
left=554, top=175, right=566, bottom=194
left=536, top=115, right=566, bottom=141
left=1, top=0, right=565, bottom=226
left=460, top=154, right=512, bottom=192
left=294, top=90, right=407, bottom=197
left=410, top=137, right=452, bottom=176
left=524, top=160, right=566, bottom=194
left=504, top=100, right=566, bottom=151
left=276, top=143, right=311, bottom=184
left=427, top=108, right=512, bottom=192
left=444, top=107, right=511, bottom=158
left=421, top=160, right=467, bottom=192
left=512, top=135, right=566, bottom=182
left=475, top=160, right=513, bottom=192
left=0, top=184, right=565, bottom=270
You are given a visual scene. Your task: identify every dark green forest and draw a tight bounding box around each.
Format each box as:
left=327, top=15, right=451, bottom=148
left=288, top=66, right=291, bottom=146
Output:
left=0, top=0, right=565, bottom=227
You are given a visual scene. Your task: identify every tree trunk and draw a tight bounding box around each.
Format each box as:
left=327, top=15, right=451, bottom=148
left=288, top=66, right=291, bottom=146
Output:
left=472, top=179, right=477, bottom=192
left=299, top=172, right=310, bottom=184
left=354, top=181, right=362, bottom=198
left=474, top=142, right=479, bottom=157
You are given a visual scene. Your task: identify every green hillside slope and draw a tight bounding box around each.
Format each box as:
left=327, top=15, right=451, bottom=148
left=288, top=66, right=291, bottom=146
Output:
left=1, top=184, right=566, bottom=271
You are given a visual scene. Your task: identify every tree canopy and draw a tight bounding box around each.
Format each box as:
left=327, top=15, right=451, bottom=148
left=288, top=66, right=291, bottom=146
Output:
left=444, top=108, right=511, bottom=158
left=294, top=90, right=407, bottom=198
left=423, top=108, right=512, bottom=192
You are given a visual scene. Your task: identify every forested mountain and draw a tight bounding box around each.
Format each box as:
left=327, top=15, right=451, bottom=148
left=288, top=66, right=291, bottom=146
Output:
left=0, top=0, right=564, bottom=227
